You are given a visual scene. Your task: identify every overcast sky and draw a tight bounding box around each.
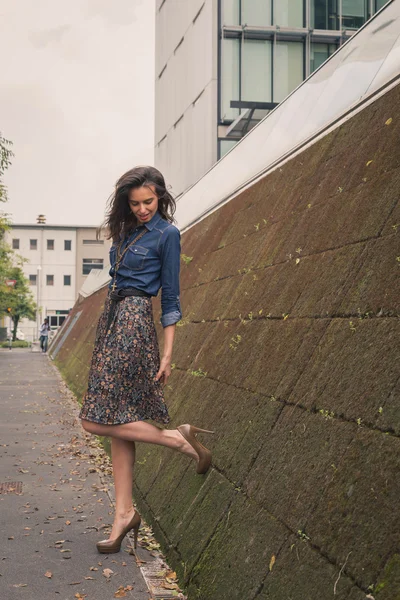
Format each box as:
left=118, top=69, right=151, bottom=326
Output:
left=0, top=0, right=155, bottom=226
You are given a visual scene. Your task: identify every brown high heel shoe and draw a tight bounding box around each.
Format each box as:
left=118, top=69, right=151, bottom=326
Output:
left=96, top=510, right=141, bottom=554
left=177, top=424, right=214, bottom=475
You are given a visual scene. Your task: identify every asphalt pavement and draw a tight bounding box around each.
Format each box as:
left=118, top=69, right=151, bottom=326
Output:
left=0, top=349, right=159, bottom=600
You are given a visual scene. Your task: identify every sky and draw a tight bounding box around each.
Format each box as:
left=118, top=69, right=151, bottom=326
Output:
left=0, top=0, right=155, bottom=226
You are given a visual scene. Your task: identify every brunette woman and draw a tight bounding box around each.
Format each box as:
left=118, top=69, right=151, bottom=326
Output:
left=79, top=166, right=213, bottom=554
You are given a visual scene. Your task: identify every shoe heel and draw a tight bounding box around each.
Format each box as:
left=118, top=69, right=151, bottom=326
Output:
left=192, top=426, right=214, bottom=435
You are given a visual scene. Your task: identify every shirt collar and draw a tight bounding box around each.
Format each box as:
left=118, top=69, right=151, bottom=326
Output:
left=143, top=211, right=162, bottom=231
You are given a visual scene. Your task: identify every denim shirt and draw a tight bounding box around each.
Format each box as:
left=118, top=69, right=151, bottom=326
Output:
left=109, top=211, right=182, bottom=328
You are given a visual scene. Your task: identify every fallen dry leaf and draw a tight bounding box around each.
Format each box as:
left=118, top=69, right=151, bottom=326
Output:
left=44, top=571, right=52, bottom=579
left=84, top=577, right=94, bottom=580
left=161, top=582, right=179, bottom=590
left=74, top=594, right=87, bottom=599
left=65, top=520, right=71, bottom=525
left=269, top=555, right=276, bottom=571
left=385, top=117, right=393, bottom=125
left=13, top=584, right=28, bottom=587
left=114, top=586, right=127, bottom=598
left=103, top=568, right=114, bottom=579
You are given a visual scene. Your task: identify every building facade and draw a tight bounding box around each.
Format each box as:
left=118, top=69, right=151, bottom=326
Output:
left=6, top=222, right=110, bottom=340
left=155, top=0, right=389, bottom=197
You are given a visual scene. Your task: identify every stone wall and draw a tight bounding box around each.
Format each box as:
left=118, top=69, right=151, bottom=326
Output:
left=53, top=83, right=400, bottom=600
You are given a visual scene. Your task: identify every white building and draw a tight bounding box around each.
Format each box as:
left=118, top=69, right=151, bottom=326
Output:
left=155, top=0, right=389, bottom=197
left=6, top=219, right=110, bottom=340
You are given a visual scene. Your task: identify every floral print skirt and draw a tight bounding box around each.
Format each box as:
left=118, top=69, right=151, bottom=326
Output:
left=79, top=292, right=170, bottom=425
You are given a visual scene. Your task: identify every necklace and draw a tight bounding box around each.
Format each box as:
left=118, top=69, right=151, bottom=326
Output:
left=111, top=229, right=147, bottom=291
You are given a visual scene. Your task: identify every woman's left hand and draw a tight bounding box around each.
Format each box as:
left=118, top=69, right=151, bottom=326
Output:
left=155, top=357, right=172, bottom=386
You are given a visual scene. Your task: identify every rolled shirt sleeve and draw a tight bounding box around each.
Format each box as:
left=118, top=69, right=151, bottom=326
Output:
left=160, top=225, right=182, bottom=328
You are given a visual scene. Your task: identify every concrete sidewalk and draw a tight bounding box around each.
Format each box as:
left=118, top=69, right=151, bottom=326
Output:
left=0, top=349, right=161, bottom=600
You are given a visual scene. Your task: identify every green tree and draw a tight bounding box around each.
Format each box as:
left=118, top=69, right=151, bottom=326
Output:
left=4, top=267, right=36, bottom=340
left=0, top=131, right=16, bottom=313
left=0, top=132, right=14, bottom=205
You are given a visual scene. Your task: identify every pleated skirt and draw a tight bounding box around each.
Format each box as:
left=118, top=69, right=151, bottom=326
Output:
left=79, top=292, right=170, bottom=425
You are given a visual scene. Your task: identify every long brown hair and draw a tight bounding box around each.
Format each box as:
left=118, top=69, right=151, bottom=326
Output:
left=103, top=166, right=176, bottom=241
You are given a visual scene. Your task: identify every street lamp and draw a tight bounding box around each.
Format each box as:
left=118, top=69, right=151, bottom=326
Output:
left=36, top=265, right=42, bottom=340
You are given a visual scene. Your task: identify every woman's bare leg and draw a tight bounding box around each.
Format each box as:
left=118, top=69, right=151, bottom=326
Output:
left=103, top=438, right=137, bottom=541
left=81, top=420, right=198, bottom=461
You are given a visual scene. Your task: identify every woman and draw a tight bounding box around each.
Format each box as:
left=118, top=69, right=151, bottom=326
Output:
left=39, top=317, right=50, bottom=353
left=79, top=166, right=213, bottom=554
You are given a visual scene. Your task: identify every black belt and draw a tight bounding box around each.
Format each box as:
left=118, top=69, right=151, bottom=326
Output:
left=109, top=287, right=151, bottom=302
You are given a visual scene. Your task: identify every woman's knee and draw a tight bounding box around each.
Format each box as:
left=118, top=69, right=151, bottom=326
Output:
left=81, top=419, right=97, bottom=433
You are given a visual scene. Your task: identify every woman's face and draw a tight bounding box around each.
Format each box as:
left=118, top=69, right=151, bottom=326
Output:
left=128, top=185, right=159, bottom=225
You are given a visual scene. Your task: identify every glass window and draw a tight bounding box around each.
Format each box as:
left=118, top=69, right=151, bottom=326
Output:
left=342, top=0, right=368, bottom=29
left=221, top=38, right=240, bottom=121
left=310, top=42, right=337, bottom=73
left=29, top=274, right=37, bottom=286
left=46, top=274, right=54, bottom=286
left=242, top=39, right=272, bottom=102
left=82, top=258, right=104, bottom=275
left=274, top=0, right=304, bottom=27
left=222, top=0, right=239, bottom=26
left=64, top=275, right=71, bottom=286
left=50, top=315, right=66, bottom=328
left=82, top=239, right=104, bottom=245
left=242, top=0, right=272, bottom=26
left=311, top=1, right=340, bottom=30
left=219, top=139, right=238, bottom=159
left=12, top=238, right=19, bottom=249
left=273, top=42, right=304, bottom=103
left=47, top=239, right=54, bottom=250
left=375, top=0, right=388, bottom=9
left=64, top=240, right=72, bottom=251
left=30, top=239, right=37, bottom=250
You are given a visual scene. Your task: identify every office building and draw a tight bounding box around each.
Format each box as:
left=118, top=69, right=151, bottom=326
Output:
left=155, top=0, right=388, bottom=196
left=5, top=219, right=110, bottom=340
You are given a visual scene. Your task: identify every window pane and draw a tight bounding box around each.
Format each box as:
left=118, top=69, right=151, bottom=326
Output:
left=64, top=275, right=71, bottom=286
left=376, top=0, right=388, bottom=9
left=342, top=0, right=368, bottom=29
left=273, top=42, right=304, bottom=103
left=12, top=239, right=19, bottom=249
left=46, top=275, right=54, bottom=286
left=222, top=0, right=239, bottom=25
left=82, top=239, right=104, bottom=245
left=82, top=258, right=104, bottom=275
left=30, top=239, right=37, bottom=250
left=311, top=1, right=340, bottom=30
left=50, top=316, right=58, bottom=327
left=64, top=240, right=72, bottom=250
left=221, top=38, right=240, bottom=121
left=274, top=0, right=304, bottom=27
left=242, top=39, right=272, bottom=102
left=219, top=139, right=239, bottom=159
left=29, top=274, right=37, bottom=286
left=47, top=239, right=54, bottom=250
left=310, top=42, right=337, bottom=73
left=242, top=0, right=271, bottom=26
